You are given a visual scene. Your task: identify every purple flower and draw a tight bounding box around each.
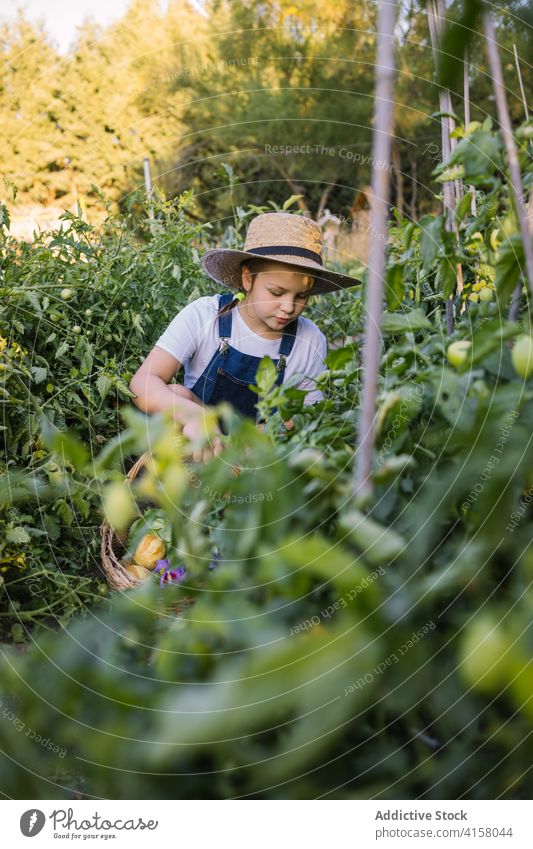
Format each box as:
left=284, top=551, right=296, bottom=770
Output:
left=154, top=559, right=187, bottom=587
left=208, top=550, right=220, bottom=570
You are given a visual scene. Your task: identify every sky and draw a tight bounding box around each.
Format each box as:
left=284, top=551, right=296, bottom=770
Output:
left=2, top=1, right=204, bottom=53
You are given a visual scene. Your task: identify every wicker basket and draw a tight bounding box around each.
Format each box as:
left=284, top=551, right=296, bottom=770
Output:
left=100, top=454, right=206, bottom=621
left=100, top=448, right=239, bottom=593
left=99, top=451, right=159, bottom=591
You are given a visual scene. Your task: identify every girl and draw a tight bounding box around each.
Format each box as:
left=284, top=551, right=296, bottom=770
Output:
left=129, top=211, right=360, bottom=461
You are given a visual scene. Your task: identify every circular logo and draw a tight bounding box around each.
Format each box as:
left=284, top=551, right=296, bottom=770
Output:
left=20, top=810, right=46, bottom=837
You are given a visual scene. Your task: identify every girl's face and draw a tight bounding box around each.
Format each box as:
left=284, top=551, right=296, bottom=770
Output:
left=240, top=260, right=315, bottom=336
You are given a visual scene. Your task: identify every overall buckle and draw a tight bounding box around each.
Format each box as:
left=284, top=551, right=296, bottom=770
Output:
left=219, top=338, right=230, bottom=355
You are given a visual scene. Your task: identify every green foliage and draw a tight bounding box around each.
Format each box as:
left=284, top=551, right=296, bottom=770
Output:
left=0, top=191, right=211, bottom=637
left=1, top=394, right=532, bottom=798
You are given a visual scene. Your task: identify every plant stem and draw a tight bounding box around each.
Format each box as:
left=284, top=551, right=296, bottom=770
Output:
left=353, top=0, right=398, bottom=502
left=513, top=43, right=529, bottom=121
left=10, top=371, right=43, bottom=415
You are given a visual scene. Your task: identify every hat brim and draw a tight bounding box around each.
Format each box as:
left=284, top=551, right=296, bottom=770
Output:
left=200, top=249, right=362, bottom=296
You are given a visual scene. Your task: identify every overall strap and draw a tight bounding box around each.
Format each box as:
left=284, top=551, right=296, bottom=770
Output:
left=276, top=318, right=299, bottom=374
left=217, top=292, right=235, bottom=353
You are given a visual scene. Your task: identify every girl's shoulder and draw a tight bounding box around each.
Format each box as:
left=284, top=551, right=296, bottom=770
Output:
left=296, top=314, right=326, bottom=345
left=173, top=294, right=220, bottom=323
left=186, top=293, right=220, bottom=313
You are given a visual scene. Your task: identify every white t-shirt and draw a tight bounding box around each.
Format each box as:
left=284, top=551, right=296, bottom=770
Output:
left=155, top=294, right=328, bottom=405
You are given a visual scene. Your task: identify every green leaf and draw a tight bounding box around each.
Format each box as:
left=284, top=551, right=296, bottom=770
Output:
left=434, top=130, right=503, bottom=185
left=253, top=356, right=278, bottom=396
left=381, top=310, right=432, bottom=335
left=71, top=490, right=90, bottom=519
left=40, top=415, right=89, bottom=469
left=43, top=513, right=60, bottom=541
left=30, top=366, right=48, bottom=385
left=80, top=341, right=94, bottom=373
left=385, top=262, right=405, bottom=311
left=437, top=257, right=457, bottom=299
left=469, top=318, right=519, bottom=367
left=55, top=340, right=69, bottom=360
left=419, top=215, right=443, bottom=271
left=24, top=290, right=42, bottom=315
left=325, top=346, right=357, bottom=371
left=282, top=195, right=304, bottom=211
left=6, top=526, right=31, bottom=544
left=336, top=509, right=405, bottom=566
left=97, top=374, right=112, bottom=400
left=494, top=235, right=524, bottom=304
left=455, top=191, right=473, bottom=224
left=437, top=0, right=484, bottom=91
left=131, top=314, right=144, bottom=335
left=56, top=499, right=73, bottom=527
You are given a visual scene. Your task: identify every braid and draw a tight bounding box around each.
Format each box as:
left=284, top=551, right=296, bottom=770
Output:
left=217, top=290, right=245, bottom=317
left=217, top=296, right=240, bottom=317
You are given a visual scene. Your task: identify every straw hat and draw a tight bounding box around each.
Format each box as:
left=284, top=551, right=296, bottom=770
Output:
left=200, top=211, right=362, bottom=296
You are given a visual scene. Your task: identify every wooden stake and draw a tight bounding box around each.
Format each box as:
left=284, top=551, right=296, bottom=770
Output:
left=143, top=156, right=155, bottom=220
left=427, top=0, right=456, bottom=333
left=353, top=0, right=399, bottom=502
left=464, top=49, right=477, bottom=216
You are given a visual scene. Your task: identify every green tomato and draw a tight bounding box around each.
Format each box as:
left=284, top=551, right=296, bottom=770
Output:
left=46, top=383, right=54, bottom=392
left=85, top=308, right=93, bottom=317
left=60, top=288, right=74, bottom=301
left=72, top=325, right=82, bottom=334
left=509, top=655, right=533, bottom=723
left=471, top=379, right=490, bottom=400
left=465, top=231, right=484, bottom=255
left=459, top=615, right=510, bottom=694
left=512, top=335, right=533, bottom=379
left=49, top=313, right=61, bottom=323
left=447, top=340, right=471, bottom=368
left=490, top=229, right=500, bottom=251
left=479, top=287, right=493, bottom=303
left=102, top=481, right=136, bottom=532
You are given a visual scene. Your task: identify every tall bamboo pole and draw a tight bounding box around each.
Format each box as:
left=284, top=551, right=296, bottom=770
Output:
left=427, top=0, right=456, bottom=333
left=143, top=156, right=155, bottom=220
left=464, top=49, right=477, bottom=216
left=483, top=8, right=533, bottom=303
left=353, top=0, right=399, bottom=502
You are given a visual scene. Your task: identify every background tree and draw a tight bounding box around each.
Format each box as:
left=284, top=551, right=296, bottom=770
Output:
left=166, top=0, right=378, bottom=221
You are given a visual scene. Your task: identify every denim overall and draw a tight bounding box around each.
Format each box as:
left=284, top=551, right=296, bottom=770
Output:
left=190, top=292, right=299, bottom=426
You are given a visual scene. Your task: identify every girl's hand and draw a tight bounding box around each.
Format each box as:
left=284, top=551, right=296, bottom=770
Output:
left=183, top=414, right=224, bottom=463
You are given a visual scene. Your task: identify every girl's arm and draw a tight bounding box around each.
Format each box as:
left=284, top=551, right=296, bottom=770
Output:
left=129, top=347, right=202, bottom=422
left=129, top=346, right=222, bottom=461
